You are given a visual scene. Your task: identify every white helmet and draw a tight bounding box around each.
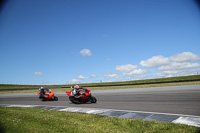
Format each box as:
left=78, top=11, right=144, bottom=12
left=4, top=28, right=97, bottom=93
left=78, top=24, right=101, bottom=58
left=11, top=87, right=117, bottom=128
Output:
left=39, top=87, right=43, bottom=90
left=74, top=85, right=79, bottom=90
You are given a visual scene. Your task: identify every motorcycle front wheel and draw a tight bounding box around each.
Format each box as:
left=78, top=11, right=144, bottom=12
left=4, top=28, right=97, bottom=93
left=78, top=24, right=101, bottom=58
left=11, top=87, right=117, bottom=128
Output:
left=90, top=96, right=97, bottom=103
left=53, top=96, right=58, bottom=101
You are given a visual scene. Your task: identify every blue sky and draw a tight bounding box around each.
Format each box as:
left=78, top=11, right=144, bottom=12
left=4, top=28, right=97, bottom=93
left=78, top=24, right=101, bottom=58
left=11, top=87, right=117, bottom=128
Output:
left=0, top=0, right=200, bottom=85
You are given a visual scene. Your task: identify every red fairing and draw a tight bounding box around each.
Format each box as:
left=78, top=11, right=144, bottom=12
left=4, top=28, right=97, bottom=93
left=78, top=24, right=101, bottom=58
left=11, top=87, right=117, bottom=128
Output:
left=45, top=90, right=54, bottom=100
left=66, top=91, right=72, bottom=96
left=81, top=90, right=90, bottom=97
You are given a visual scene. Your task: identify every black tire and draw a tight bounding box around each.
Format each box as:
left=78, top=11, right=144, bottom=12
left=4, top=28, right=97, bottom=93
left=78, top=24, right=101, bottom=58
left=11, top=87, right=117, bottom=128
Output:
left=90, top=96, right=97, bottom=103
left=41, top=97, right=46, bottom=101
left=54, top=96, right=58, bottom=101
left=69, top=96, right=80, bottom=104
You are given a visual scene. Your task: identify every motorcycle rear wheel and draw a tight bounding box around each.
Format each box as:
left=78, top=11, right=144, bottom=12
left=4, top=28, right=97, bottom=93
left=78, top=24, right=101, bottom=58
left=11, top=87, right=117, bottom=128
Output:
left=41, top=97, right=46, bottom=101
left=69, top=96, right=80, bottom=104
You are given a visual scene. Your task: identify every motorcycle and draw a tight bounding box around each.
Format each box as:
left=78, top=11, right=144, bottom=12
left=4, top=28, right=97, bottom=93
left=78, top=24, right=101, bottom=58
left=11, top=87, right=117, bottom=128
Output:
left=66, top=87, right=97, bottom=104
left=37, top=88, right=58, bottom=101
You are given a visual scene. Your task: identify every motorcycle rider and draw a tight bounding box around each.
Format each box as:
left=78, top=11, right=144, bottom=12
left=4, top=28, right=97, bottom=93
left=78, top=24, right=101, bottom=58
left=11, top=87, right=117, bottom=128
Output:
left=39, top=87, right=45, bottom=98
left=72, top=85, right=84, bottom=98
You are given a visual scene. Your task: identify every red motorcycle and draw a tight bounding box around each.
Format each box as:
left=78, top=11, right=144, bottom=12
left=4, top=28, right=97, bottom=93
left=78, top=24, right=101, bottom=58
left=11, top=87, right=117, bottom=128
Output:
left=37, top=88, right=58, bottom=101
left=66, top=88, right=97, bottom=104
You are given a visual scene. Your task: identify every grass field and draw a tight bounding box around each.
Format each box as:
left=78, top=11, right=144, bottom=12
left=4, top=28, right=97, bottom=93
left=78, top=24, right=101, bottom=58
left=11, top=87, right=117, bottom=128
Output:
left=1, top=75, right=200, bottom=88
left=0, top=107, right=199, bottom=133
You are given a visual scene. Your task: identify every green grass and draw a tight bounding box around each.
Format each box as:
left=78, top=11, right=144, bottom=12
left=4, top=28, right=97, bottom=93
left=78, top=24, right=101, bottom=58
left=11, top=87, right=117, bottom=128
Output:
left=0, top=107, right=199, bottom=133
left=0, top=84, right=41, bottom=89
left=0, top=81, right=200, bottom=94
left=1, top=75, right=200, bottom=88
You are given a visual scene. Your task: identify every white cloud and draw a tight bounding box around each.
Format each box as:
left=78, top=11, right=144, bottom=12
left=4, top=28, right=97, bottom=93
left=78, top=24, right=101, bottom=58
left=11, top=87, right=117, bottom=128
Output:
left=153, top=69, right=200, bottom=79
left=163, top=70, right=179, bottom=74
left=77, top=74, right=97, bottom=80
left=170, top=52, right=200, bottom=62
left=104, top=79, right=113, bottom=82
left=140, top=55, right=169, bottom=68
left=158, top=62, right=200, bottom=71
left=116, top=77, right=129, bottom=82
left=42, top=80, right=48, bottom=84
left=68, top=79, right=79, bottom=84
left=174, top=69, right=200, bottom=77
left=78, top=75, right=89, bottom=80
left=132, top=75, right=148, bottom=80
left=80, top=49, right=92, bottom=56
left=123, top=69, right=148, bottom=76
left=104, top=74, right=120, bottom=78
left=153, top=73, right=175, bottom=78
left=90, top=74, right=97, bottom=78
left=116, top=64, right=138, bottom=72
left=70, top=52, right=200, bottom=84
left=34, top=72, right=43, bottom=75
left=153, top=73, right=166, bottom=78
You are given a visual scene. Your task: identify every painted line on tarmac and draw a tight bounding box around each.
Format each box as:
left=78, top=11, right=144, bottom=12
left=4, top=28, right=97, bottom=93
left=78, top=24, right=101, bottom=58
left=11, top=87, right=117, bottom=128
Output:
left=0, top=104, right=200, bottom=127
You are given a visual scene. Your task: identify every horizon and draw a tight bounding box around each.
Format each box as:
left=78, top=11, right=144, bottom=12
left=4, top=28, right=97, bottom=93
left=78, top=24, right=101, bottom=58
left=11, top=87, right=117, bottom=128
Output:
left=0, top=74, right=199, bottom=86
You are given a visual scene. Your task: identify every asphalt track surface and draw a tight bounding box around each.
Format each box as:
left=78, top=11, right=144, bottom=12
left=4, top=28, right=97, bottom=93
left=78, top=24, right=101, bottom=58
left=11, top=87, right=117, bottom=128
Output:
left=0, top=85, right=200, bottom=116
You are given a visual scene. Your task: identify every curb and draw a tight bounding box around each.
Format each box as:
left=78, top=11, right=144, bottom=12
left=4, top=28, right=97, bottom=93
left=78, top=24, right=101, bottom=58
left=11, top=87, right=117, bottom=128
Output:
left=0, top=104, right=199, bottom=127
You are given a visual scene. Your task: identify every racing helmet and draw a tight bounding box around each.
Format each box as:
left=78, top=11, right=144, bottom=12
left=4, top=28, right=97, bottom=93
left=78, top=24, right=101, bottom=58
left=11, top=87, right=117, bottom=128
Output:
left=39, top=87, right=44, bottom=91
left=74, top=85, right=79, bottom=90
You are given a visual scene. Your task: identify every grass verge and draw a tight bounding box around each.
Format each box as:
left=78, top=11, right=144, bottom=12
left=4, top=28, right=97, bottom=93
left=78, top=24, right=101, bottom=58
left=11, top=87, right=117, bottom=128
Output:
left=0, top=107, right=199, bottom=133
left=0, top=75, right=200, bottom=94
left=0, top=81, right=200, bottom=94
